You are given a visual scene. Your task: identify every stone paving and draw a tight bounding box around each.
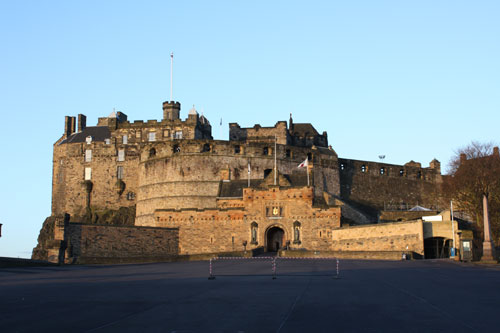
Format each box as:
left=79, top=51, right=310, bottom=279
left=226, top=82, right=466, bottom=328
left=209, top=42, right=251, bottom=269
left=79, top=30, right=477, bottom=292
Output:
left=0, top=259, right=499, bottom=332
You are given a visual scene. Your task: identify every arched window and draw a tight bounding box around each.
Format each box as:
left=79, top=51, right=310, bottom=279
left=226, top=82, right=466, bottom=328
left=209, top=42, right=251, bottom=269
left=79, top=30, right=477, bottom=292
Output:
left=250, top=222, right=258, bottom=244
left=293, top=221, right=301, bottom=244
left=173, top=144, right=180, bottom=153
left=149, top=148, right=156, bottom=158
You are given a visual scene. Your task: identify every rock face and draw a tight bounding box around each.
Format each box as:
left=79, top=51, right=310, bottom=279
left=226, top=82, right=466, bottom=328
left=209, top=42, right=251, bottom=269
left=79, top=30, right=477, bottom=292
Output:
left=33, top=101, right=444, bottom=262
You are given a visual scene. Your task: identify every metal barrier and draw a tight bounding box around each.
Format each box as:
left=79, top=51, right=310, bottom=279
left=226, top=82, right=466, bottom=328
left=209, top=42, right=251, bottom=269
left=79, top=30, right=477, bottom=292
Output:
left=208, top=256, right=339, bottom=280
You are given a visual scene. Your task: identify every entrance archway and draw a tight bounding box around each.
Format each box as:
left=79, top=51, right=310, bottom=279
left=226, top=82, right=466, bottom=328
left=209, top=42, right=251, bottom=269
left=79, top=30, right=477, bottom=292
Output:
left=424, top=237, right=451, bottom=259
left=266, top=227, right=284, bottom=252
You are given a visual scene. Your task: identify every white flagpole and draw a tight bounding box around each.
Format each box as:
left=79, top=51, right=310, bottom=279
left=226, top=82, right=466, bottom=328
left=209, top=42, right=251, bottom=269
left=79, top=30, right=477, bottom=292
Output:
left=170, top=52, right=173, bottom=101
left=306, top=159, right=310, bottom=187
left=274, top=135, right=277, bottom=185
left=248, top=160, right=251, bottom=188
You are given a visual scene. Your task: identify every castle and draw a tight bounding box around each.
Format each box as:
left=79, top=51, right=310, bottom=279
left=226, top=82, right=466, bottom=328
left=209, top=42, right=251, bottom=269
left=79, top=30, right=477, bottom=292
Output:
left=33, top=100, right=465, bottom=263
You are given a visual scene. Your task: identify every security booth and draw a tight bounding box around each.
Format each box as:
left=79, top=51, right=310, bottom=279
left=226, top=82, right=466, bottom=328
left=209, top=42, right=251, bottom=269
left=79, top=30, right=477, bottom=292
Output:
left=460, top=234, right=474, bottom=262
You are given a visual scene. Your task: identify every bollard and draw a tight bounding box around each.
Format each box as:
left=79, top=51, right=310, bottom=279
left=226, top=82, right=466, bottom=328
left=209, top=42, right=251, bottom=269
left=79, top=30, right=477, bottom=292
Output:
left=334, top=258, right=340, bottom=279
left=208, top=258, right=215, bottom=280
left=272, top=257, right=277, bottom=279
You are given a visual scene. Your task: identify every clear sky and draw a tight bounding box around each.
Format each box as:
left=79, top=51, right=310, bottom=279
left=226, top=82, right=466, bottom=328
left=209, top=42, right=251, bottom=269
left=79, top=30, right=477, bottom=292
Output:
left=0, top=1, right=498, bottom=258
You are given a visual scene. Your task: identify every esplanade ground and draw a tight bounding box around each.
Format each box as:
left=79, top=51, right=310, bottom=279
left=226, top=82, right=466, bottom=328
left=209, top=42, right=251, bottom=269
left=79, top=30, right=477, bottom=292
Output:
left=1, top=259, right=499, bottom=332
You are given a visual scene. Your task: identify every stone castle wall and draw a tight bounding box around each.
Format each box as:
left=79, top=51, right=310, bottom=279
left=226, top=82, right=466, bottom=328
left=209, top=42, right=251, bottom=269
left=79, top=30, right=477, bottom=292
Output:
left=135, top=140, right=340, bottom=225
left=338, top=158, right=442, bottom=217
left=331, top=220, right=425, bottom=255
left=66, top=223, right=179, bottom=262
left=51, top=139, right=140, bottom=218
left=149, top=186, right=341, bottom=255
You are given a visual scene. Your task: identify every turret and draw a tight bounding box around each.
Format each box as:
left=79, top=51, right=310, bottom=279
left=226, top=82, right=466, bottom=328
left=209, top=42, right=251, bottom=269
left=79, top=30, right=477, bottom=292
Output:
left=163, top=101, right=181, bottom=121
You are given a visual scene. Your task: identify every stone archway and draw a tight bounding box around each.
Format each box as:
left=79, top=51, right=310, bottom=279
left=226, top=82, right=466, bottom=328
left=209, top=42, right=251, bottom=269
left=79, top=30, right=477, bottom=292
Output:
left=266, top=226, right=284, bottom=252
left=424, top=237, right=451, bottom=259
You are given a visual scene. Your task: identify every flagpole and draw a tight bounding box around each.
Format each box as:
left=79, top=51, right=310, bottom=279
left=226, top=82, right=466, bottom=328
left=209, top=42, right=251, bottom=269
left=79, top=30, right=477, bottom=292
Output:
left=307, top=160, right=310, bottom=187
left=274, top=135, right=277, bottom=185
left=170, top=52, right=173, bottom=101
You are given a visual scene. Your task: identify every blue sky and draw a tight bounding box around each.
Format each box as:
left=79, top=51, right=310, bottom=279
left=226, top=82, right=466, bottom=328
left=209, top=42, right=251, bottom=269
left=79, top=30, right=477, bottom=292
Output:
left=0, top=1, right=498, bottom=258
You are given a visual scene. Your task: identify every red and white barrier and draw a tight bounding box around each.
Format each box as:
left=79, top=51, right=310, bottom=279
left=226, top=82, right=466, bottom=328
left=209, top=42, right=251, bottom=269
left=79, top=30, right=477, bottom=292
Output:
left=208, top=256, right=340, bottom=280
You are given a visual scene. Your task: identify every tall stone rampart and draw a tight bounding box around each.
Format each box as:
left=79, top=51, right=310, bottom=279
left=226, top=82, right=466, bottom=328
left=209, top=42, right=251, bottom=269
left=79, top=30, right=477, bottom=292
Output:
left=338, top=158, right=442, bottom=218
left=135, top=140, right=340, bottom=225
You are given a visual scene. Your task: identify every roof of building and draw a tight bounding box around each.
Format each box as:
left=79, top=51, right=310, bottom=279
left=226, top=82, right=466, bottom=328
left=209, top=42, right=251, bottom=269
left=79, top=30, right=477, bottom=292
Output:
left=59, top=126, right=111, bottom=144
left=315, top=146, right=337, bottom=156
left=291, top=123, right=319, bottom=137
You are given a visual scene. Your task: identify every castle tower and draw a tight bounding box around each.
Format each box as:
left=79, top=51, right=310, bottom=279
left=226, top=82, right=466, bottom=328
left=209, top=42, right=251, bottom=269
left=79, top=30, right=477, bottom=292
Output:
left=163, top=101, right=181, bottom=121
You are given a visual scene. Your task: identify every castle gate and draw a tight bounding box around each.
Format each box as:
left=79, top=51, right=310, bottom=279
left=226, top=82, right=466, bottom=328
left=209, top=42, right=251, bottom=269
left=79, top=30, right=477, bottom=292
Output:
left=266, top=227, right=284, bottom=252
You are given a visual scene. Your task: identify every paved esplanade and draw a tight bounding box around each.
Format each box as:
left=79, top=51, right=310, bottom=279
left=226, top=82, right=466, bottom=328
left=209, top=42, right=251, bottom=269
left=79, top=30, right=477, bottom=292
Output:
left=1, top=259, right=499, bottom=332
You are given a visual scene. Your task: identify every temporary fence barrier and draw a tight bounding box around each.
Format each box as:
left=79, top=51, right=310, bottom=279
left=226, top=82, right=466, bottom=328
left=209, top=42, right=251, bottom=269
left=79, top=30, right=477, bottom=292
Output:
left=208, top=256, right=339, bottom=280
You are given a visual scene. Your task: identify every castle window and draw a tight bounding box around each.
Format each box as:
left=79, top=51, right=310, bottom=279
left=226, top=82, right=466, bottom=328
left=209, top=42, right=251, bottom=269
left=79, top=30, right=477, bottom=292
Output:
left=263, top=147, right=269, bottom=155
left=117, top=166, right=124, bottom=179
left=122, top=135, right=128, bottom=144
left=148, top=132, right=156, bottom=142
left=234, top=145, right=241, bottom=154
left=361, top=165, right=366, bottom=173
left=126, top=192, right=135, bottom=200
left=85, top=149, right=92, bottom=162
left=202, top=143, right=211, bottom=152
left=163, top=130, right=170, bottom=138
left=399, top=169, right=404, bottom=176
left=105, top=138, right=111, bottom=145
left=84, top=167, right=91, bottom=180
left=174, top=131, right=183, bottom=139
left=173, top=144, right=180, bottom=153
left=417, top=171, right=422, bottom=179
left=149, top=148, right=156, bottom=158
left=307, top=152, right=312, bottom=161
left=286, top=149, right=291, bottom=158
left=85, top=136, right=92, bottom=144
left=117, top=149, right=125, bottom=162
left=380, top=167, right=385, bottom=175
left=250, top=222, right=258, bottom=244
left=340, top=163, right=345, bottom=171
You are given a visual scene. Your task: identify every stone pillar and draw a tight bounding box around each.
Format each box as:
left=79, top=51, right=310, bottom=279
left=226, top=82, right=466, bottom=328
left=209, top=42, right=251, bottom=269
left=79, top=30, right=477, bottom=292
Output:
left=481, top=194, right=497, bottom=262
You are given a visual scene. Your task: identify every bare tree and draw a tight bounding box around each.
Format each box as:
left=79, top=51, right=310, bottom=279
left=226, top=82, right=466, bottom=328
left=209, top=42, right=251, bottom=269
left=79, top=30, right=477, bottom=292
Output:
left=446, top=141, right=500, bottom=261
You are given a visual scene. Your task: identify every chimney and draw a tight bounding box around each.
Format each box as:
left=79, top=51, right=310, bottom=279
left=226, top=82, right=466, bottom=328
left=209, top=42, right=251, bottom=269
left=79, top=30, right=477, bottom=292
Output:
left=78, top=114, right=87, bottom=132
left=493, top=146, right=499, bottom=157
left=64, top=116, right=76, bottom=137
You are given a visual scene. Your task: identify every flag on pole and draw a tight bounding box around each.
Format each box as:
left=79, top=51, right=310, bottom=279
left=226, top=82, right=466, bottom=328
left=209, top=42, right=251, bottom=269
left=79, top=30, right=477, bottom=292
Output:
left=298, top=158, right=308, bottom=168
